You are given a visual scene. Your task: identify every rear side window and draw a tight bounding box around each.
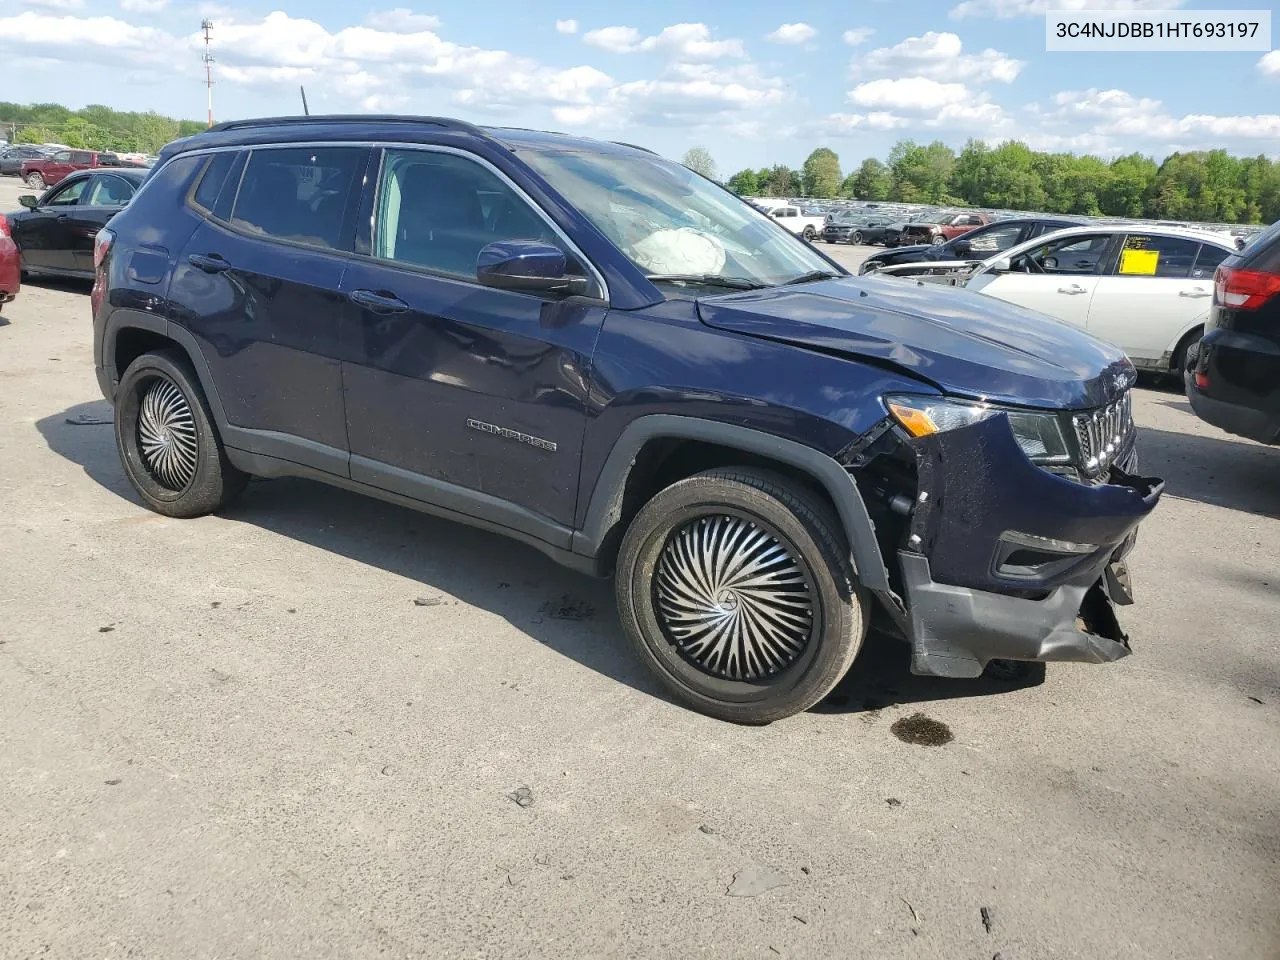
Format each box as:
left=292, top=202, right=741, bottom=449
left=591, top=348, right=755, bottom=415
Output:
left=85, top=175, right=135, bottom=206
left=230, top=147, right=365, bottom=251
left=1191, top=244, right=1231, bottom=279
left=190, top=152, right=238, bottom=214
left=1116, top=234, right=1200, bottom=278
left=70, top=151, right=92, bottom=164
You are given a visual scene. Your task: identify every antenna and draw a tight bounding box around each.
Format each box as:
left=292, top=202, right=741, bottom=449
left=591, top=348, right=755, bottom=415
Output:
left=201, top=19, right=215, bottom=127
left=300, top=86, right=309, bottom=116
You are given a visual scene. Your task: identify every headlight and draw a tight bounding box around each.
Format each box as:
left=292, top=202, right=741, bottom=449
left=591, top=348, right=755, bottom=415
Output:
left=884, top=395, right=1072, bottom=466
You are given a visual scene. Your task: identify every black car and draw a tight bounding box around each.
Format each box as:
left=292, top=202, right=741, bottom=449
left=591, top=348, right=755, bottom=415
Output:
left=92, top=115, right=1159, bottom=724
left=6, top=167, right=146, bottom=278
left=0, top=145, right=52, bottom=177
left=859, top=217, right=1085, bottom=275
left=823, top=215, right=891, bottom=245
left=1187, top=218, right=1280, bottom=444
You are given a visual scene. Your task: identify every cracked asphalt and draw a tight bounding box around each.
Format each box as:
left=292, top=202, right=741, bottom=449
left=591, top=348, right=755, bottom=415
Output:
left=2, top=180, right=1278, bottom=959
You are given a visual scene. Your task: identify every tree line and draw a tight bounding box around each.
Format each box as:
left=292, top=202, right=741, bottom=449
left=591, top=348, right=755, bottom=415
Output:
left=0, top=102, right=206, bottom=155
left=690, top=140, right=1280, bottom=225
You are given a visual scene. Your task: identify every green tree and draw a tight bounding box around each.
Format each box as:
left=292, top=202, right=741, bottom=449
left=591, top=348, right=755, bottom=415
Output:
left=975, top=141, right=1047, bottom=210
left=951, top=139, right=991, bottom=204
left=888, top=140, right=955, bottom=203
left=726, top=168, right=760, bottom=195
left=801, top=147, right=842, bottom=198
left=1102, top=153, right=1158, bottom=218
left=762, top=164, right=799, bottom=197
left=849, top=158, right=892, bottom=200
left=681, top=146, right=717, bottom=181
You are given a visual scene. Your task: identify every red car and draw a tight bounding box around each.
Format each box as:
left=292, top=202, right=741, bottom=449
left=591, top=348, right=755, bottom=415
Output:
left=0, top=213, right=20, bottom=314
left=897, top=212, right=993, bottom=246
left=19, top=149, right=124, bottom=190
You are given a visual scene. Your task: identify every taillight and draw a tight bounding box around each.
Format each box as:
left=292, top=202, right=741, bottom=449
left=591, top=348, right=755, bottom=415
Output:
left=0, top=216, right=9, bottom=239
left=93, top=228, right=114, bottom=271
left=1215, top=264, right=1280, bottom=311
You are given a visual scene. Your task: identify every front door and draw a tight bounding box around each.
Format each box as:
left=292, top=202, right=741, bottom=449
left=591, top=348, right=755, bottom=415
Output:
left=338, top=146, right=607, bottom=530
left=170, top=145, right=368, bottom=469
left=1086, top=234, right=1224, bottom=365
left=971, top=232, right=1116, bottom=328
left=15, top=175, right=90, bottom=272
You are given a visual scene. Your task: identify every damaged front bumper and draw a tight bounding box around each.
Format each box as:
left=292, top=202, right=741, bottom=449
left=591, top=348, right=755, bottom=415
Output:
left=883, top=412, right=1163, bottom=678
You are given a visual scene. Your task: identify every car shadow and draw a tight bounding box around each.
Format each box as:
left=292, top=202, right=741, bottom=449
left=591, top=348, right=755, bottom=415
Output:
left=21, top=275, right=92, bottom=295
left=38, top=400, right=1046, bottom=718
left=1138, top=424, right=1280, bottom=518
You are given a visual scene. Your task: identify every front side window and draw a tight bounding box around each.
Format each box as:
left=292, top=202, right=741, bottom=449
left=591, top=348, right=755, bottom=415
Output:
left=516, top=144, right=834, bottom=288
left=85, top=175, right=134, bottom=206
left=52, top=151, right=71, bottom=163
left=46, top=178, right=88, bottom=206
left=231, top=147, right=364, bottom=251
left=1012, top=234, right=1112, bottom=275
left=374, top=148, right=564, bottom=278
left=1115, top=234, right=1200, bottom=278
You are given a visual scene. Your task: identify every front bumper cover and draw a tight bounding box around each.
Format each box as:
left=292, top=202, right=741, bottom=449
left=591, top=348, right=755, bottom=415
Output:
left=893, top=412, right=1162, bottom=678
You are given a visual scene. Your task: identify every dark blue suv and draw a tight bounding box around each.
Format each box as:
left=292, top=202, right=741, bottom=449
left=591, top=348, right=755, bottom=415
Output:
left=92, top=116, right=1162, bottom=723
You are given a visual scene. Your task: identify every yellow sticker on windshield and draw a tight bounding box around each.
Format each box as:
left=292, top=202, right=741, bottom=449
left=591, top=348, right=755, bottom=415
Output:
left=1119, top=249, right=1159, bottom=276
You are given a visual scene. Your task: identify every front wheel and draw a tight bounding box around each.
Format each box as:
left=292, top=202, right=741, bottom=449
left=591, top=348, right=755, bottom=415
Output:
left=616, top=468, right=867, bottom=724
left=25, top=173, right=44, bottom=190
left=852, top=231, right=864, bottom=245
left=114, top=349, right=248, bottom=518
left=930, top=234, right=946, bottom=245
left=802, top=226, right=816, bottom=241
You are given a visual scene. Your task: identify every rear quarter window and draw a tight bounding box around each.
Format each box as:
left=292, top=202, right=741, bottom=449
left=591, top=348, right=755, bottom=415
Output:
left=189, top=152, right=241, bottom=216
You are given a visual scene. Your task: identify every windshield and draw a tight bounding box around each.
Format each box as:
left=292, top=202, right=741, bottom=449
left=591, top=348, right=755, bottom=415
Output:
left=517, top=144, right=837, bottom=289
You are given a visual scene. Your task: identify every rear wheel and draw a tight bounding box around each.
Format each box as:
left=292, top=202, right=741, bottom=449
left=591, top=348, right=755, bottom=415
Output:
left=930, top=234, right=946, bottom=245
left=25, top=172, right=44, bottom=190
left=114, top=349, right=247, bottom=518
left=802, top=226, right=816, bottom=241
left=852, top=231, right=864, bottom=245
left=1172, top=325, right=1203, bottom=378
left=616, top=468, right=867, bottom=724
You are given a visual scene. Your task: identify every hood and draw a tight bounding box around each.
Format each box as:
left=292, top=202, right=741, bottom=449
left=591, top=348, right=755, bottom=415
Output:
left=696, top=276, right=1135, bottom=410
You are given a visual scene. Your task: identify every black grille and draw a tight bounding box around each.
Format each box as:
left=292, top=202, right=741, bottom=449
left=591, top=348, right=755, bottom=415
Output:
left=1073, top=392, right=1135, bottom=480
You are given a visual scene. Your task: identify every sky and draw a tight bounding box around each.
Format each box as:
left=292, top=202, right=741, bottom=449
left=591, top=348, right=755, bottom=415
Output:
left=1, top=0, right=1277, bottom=174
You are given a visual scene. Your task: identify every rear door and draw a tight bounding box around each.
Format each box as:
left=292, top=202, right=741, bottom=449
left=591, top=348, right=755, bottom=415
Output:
left=64, top=173, right=137, bottom=273
left=337, top=145, right=607, bottom=529
left=970, top=232, right=1116, bottom=327
left=14, top=174, right=90, bottom=272
left=1085, top=233, right=1214, bottom=365
left=171, top=146, right=367, bottom=470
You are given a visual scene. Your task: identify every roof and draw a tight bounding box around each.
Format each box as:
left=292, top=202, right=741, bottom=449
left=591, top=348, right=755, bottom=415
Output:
left=1039, top=223, right=1237, bottom=247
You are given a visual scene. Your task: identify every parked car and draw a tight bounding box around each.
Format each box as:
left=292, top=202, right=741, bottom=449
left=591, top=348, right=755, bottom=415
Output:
left=0, top=212, right=19, bottom=312
left=895, top=211, right=992, bottom=247
left=883, top=211, right=941, bottom=247
left=823, top=214, right=892, bottom=245
left=1186, top=218, right=1280, bottom=444
left=7, top=168, right=145, bottom=279
left=860, top=217, right=1085, bottom=274
left=0, top=145, right=53, bottom=177
left=765, top=204, right=826, bottom=241
left=963, top=226, right=1235, bottom=375
left=93, top=115, right=1160, bottom=724
left=19, top=149, right=124, bottom=189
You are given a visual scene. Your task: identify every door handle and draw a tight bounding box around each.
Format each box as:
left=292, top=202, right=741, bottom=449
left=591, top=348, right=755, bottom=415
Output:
left=349, top=289, right=409, bottom=314
left=1179, top=288, right=1211, bottom=298
left=1057, top=283, right=1087, bottom=295
left=188, top=253, right=230, bottom=274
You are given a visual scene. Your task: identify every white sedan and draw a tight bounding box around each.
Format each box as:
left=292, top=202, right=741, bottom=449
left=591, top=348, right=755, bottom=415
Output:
left=964, top=225, right=1236, bottom=375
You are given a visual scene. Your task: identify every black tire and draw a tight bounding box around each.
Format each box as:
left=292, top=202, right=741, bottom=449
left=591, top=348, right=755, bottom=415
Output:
left=802, top=226, right=816, bottom=241
left=25, top=172, right=44, bottom=190
left=114, top=348, right=247, bottom=518
left=930, top=234, right=946, bottom=245
left=616, top=467, right=867, bottom=724
left=1172, top=326, right=1203, bottom=377
left=852, top=231, right=863, bottom=245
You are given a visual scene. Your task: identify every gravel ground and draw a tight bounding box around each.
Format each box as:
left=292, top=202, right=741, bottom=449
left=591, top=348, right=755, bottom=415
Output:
left=2, top=181, right=1278, bottom=959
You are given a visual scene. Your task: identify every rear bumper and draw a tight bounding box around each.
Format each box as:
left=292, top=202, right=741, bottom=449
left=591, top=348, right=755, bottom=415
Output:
left=1186, top=330, right=1280, bottom=444
left=0, top=237, right=19, bottom=300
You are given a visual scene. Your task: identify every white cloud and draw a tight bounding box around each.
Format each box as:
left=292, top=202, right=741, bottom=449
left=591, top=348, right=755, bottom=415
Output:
left=362, top=10, right=441, bottom=32
left=1259, top=50, right=1280, bottom=77
left=120, top=0, right=168, bottom=10
left=583, top=22, right=743, bottom=59
left=23, top=0, right=85, bottom=9
left=842, top=27, right=875, bottom=46
left=951, top=0, right=1183, bottom=18
left=555, top=18, right=578, bottom=35
left=0, top=11, right=167, bottom=50
left=1043, top=87, right=1280, bottom=143
left=850, top=76, right=971, bottom=111
left=824, top=111, right=910, bottom=132
left=765, top=22, right=817, bottom=45
left=855, top=31, right=1024, bottom=84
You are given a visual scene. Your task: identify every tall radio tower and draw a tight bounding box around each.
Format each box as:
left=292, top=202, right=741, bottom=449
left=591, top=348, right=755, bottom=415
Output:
left=201, top=19, right=215, bottom=127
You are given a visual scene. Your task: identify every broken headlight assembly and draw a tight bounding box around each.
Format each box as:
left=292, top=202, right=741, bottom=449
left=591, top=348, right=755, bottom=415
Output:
left=883, top=395, right=1073, bottom=469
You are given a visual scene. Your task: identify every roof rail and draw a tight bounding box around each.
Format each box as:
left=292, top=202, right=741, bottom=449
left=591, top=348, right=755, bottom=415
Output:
left=207, top=115, right=489, bottom=137
left=612, top=141, right=658, bottom=155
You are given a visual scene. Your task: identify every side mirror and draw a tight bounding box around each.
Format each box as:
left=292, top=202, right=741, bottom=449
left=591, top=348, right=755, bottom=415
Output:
left=476, top=240, right=590, bottom=296
left=18, top=194, right=38, bottom=209
left=990, top=256, right=1012, bottom=273
left=952, top=238, right=970, bottom=255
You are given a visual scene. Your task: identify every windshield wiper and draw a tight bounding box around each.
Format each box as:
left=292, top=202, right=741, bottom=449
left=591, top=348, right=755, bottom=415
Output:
left=783, top=270, right=840, bottom=285
left=644, top=274, right=766, bottom=290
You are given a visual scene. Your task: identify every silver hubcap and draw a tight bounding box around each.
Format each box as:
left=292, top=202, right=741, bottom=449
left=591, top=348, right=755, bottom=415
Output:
left=655, top=515, right=814, bottom=681
left=137, top=378, right=198, bottom=490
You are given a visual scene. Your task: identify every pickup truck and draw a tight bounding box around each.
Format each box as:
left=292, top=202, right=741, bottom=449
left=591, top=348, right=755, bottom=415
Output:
left=765, top=205, right=826, bottom=241
left=19, top=149, right=124, bottom=189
